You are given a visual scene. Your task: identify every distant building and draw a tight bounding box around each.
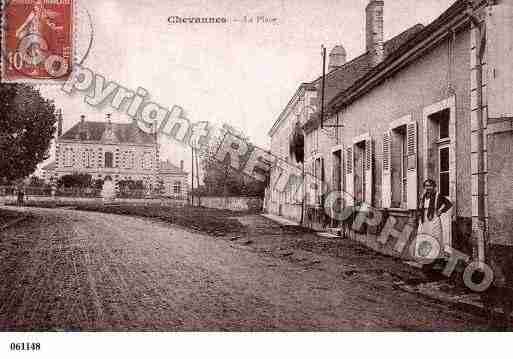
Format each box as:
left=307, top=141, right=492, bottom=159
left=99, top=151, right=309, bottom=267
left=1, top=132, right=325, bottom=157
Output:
left=158, top=159, right=189, bottom=197
left=43, top=113, right=188, bottom=197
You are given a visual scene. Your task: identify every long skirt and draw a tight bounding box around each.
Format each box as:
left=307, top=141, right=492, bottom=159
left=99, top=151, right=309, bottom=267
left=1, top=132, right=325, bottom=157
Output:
left=415, top=216, right=443, bottom=260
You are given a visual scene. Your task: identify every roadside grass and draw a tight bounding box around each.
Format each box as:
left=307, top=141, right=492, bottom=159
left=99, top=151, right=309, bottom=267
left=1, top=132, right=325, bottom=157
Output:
left=4, top=200, right=87, bottom=208
left=0, top=208, right=29, bottom=227
left=75, top=203, right=246, bottom=236
left=5, top=200, right=246, bottom=236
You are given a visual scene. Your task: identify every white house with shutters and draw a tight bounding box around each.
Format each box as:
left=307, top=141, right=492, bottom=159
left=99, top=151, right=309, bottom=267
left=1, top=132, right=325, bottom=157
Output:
left=268, top=0, right=513, bottom=262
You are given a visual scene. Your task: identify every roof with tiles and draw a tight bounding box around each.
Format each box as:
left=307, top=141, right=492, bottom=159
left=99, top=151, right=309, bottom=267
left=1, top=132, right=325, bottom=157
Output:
left=304, top=0, right=471, bottom=132
left=311, top=24, right=424, bottom=111
left=158, top=160, right=188, bottom=175
left=59, top=120, right=156, bottom=144
left=274, top=23, right=424, bottom=134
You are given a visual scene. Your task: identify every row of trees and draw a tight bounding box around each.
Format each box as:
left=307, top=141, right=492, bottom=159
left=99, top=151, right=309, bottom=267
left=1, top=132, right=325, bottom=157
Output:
left=1, top=83, right=270, bottom=198
left=54, top=173, right=150, bottom=192
left=24, top=173, right=168, bottom=198
left=195, top=123, right=268, bottom=198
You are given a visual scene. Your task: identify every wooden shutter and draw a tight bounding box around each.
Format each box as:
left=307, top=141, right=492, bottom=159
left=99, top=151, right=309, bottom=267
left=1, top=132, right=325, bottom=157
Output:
left=382, top=131, right=392, bottom=208
left=345, top=146, right=354, bottom=206
left=365, top=138, right=374, bottom=206
left=321, top=157, right=325, bottom=183
left=309, top=160, right=314, bottom=204
left=406, top=121, right=418, bottom=209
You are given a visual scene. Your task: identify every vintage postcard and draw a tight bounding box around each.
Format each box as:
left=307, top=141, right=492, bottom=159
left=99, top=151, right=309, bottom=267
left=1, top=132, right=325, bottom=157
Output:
left=1, top=0, right=512, bottom=357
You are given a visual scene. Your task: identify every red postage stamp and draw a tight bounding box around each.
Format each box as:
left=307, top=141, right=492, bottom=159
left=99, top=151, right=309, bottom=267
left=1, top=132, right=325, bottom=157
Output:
left=1, top=0, right=74, bottom=83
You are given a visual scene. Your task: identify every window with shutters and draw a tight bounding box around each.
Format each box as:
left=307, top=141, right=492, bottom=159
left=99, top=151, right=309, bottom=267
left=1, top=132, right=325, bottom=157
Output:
left=383, top=116, right=417, bottom=209
left=428, top=108, right=451, bottom=198
left=390, top=125, right=407, bottom=208
left=345, top=146, right=354, bottom=206
left=402, top=129, right=408, bottom=204
left=332, top=149, right=342, bottom=191
left=313, top=157, right=324, bottom=205
left=354, top=141, right=367, bottom=204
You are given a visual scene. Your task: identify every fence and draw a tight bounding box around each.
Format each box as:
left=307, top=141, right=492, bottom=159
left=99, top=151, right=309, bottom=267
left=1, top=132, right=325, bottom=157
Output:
left=0, top=186, right=188, bottom=201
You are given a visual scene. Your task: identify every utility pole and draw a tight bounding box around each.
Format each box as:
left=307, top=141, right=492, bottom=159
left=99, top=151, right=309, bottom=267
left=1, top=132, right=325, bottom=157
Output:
left=300, top=161, right=305, bottom=225
left=195, top=145, right=200, bottom=206
left=191, top=146, right=195, bottom=206
left=320, top=45, right=326, bottom=129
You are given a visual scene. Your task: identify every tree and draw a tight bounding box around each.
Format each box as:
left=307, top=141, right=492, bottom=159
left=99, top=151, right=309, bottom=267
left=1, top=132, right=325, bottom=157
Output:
left=29, top=175, right=46, bottom=187
left=198, top=123, right=268, bottom=197
left=118, top=179, right=144, bottom=191
left=58, top=173, right=92, bottom=188
left=154, top=178, right=165, bottom=196
left=0, top=84, right=57, bottom=183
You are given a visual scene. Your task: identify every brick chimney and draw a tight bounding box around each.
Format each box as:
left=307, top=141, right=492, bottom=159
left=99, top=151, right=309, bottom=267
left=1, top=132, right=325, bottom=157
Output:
left=366, top=0, right=384, bottom=67
left=79, top=115, right=89, bottom=140
left=328, top=45, right=347, bottom=72
left=105, top=113, right=113, bottom=132
left=180, top=160, right=184, bottom=171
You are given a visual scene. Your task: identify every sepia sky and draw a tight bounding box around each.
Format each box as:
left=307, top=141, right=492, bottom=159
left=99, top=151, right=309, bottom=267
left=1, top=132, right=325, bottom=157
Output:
left=39, top=0, right=455, bottom=170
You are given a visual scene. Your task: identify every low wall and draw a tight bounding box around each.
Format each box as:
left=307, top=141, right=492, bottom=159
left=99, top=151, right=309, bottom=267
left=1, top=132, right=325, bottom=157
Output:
left=1, top=195, right=188, bottom=207
left=195, top=196, right=263, bottom=212
left=280, top=203, right=302, bottom=222
left=264, top=200, right=302, bottom=222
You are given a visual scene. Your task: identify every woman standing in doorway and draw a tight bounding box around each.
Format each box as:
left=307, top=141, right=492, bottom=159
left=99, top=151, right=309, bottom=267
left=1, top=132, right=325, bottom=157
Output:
left=416, top=179, right=453, bottom=259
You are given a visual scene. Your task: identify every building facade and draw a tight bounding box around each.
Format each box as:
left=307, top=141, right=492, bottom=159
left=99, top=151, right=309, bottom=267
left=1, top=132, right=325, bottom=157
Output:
left=266, top=83, right=318, bottom=221
left=266, top=0, right=424, bottom=224
left=44, top=113, right=188, bottom=197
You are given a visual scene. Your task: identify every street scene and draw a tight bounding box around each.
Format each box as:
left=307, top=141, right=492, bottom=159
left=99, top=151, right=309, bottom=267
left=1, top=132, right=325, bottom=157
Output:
left=0, top=207, right=490, bottom=330
left=1, top=0, right=513, bottom=347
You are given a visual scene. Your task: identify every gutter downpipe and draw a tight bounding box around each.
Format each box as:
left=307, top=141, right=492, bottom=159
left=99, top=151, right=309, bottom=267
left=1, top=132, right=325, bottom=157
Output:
left=468, top=6, right=487, bottom=264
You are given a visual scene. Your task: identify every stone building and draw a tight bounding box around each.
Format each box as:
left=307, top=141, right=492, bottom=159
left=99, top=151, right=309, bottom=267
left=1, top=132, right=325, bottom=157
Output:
left=267, top=82, right=318, bottom=220
left=43, top=113, right=188, bottom=197
left=266, top=0, right=423, bottom=224
left=266, top=0, right=513, bottom=262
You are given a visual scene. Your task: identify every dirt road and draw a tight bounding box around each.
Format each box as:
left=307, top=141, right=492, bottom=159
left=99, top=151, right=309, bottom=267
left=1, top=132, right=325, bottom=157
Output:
left=0, top=207, right=488, bottom=330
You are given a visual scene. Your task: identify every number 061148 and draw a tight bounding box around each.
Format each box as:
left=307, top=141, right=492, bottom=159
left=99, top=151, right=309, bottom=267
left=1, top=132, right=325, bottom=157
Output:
left=10, top=342, right=41, bottom=351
